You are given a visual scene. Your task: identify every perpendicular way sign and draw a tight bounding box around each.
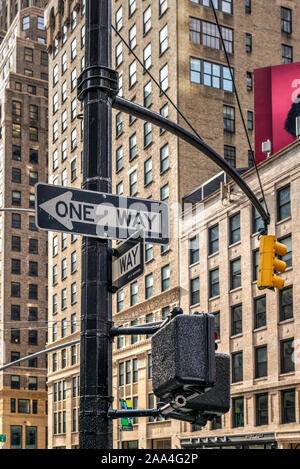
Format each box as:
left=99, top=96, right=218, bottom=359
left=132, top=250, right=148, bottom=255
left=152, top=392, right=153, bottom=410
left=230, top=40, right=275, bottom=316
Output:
left=112, top=230, right=144, bottom=291
left=35, top=183, right=169, bottom=245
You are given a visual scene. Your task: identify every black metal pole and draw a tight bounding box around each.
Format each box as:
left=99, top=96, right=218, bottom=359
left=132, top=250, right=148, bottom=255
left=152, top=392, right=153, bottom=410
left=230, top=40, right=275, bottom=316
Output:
left=79, top=0, right=113, bottom=449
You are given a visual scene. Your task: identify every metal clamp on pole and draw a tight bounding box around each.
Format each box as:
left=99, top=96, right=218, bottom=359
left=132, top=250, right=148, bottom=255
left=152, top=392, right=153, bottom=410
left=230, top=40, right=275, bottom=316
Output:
left=77, top=65, right=119, bottom=102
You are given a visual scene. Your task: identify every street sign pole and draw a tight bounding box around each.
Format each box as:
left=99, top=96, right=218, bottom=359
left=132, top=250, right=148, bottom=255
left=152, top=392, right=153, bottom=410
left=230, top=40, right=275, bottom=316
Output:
left=78, top=0, right=117, bottom=449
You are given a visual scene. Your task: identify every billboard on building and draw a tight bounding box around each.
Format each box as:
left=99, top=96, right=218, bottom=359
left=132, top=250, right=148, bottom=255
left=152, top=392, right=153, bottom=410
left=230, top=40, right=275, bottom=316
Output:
left=254, top=62, right=300, bottom=163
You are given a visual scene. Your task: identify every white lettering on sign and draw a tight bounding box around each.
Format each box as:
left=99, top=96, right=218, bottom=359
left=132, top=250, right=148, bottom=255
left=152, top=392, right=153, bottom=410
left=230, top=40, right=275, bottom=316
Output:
left=112, top=244, right=141, bottom=282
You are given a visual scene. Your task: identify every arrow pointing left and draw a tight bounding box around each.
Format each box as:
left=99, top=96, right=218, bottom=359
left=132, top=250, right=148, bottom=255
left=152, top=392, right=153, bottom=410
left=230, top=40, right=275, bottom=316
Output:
left=39, top=191, right=74, bottom=230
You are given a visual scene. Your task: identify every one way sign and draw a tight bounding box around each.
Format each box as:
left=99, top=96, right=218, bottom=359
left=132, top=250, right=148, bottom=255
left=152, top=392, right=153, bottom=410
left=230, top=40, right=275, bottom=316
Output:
left=36, top=183, right=169, bottom=244
left=112, top=231, right=144, bottom=291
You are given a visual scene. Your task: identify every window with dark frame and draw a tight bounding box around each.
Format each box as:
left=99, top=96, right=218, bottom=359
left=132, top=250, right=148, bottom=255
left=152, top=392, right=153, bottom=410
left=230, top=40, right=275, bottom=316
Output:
left=190, top=277, right=200, bottom=305
left=252, top=249, right=259, bottom=282
left=209, top=268, right=220, bottom=298
left=229, top=213, right=240, bottom=244
left=280, top=339, right=294, bottom=374
left=282, top=44, right=293, bottom=64
left=256, top=393, right=268, bottom=426
left=189, top=236, right=199, bottom=265
left=232, top=352, right=243, bottom=383
left=254, top=295, right=266, bottom=329
left=224, top=145, right=236, bottom=167
left=281, top=7, right=292, bottom=34
left=279, top=286, right=293, bottom=322
left=230, top=257, right=241, bottom=290
left=255, top=345, right=268, bottom=378
left=223, top=105, right=235, bottom=133
left=231, top=304, right=242, bottom=336
left=281, top=389, right=295, bottom=424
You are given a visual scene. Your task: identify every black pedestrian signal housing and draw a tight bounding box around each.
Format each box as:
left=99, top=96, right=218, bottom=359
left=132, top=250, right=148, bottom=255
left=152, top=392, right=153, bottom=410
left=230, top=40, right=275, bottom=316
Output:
left=151, top=313, right=230, bottom=423
left=151, top=313, right=216, bottom=399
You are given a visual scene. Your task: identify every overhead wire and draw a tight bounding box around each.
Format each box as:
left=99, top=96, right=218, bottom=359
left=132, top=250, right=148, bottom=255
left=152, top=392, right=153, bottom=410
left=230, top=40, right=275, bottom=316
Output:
left=209, top=0, right=269, bottom=220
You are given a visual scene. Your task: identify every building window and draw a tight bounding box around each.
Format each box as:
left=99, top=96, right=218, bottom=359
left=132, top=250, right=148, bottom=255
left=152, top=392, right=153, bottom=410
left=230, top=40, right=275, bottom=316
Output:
left=11, top=426, right=22, bottom=449
left=160, top=64, right=168, bottom=92
left=247, top=111, right=254, bottom=131
left=245, top=33, right=252, bottom=53
left=256, top=393, right=268, bottom=426
left=129, top=133, right=137, bottom=160
left=159, top=0, right=168, bottom=16
left=190, top=277, right=200, bottom=305
left=245, top=0, right=251, bottom=14
left=71, top=314, right=77, bottom=334
left=11, top=282, right=20, bottom=298
left=279, top=235, right=292, bottom=268
left=278, top=186, right=291, bottom=221
left=61, top=349, right=67, bottom=369
left=71, top=38, right=77, bottom=61
left=231, top=304, right=242, bottom=336
left=12, top=123, right=21, bottom=138
left=116, top=146, right=123, bottom=172
left=161, top=265, right=170, bottom=291
left=129, top=60, right=137, bottom=88
left=22, top=16, right=30, bottom=30
left=189, top=17, right=233, bottom=54
left=214, top=311, right=220, bottom=340
left=12, top=145, right=21, bottom=161
left=254, top=295, right=266, bottom=329
left=252, top=202, right=265, bottom=234
left=129, top=170, right=137, bottom=196
left=161, top=184, right=169, bottom=204
left=130, top=281, right=138, bottom=306
left=143, top=43, right=151, bottom=70
left=246, top=71, right=253, bottom=91
left=159, top=24, right=168, bottom=55
left=281, top=389, right=295, bottom=424
left=144, top=122, right=152, bottom=147
left=208, top=224, right=219, bottom=255
left=129, top=24, right=136, bottom=49
left=189, top=236, right=199, bottom=265
left=230, top=258, right=241, bottom=290
left=144, top=81, right=152, bottom=108
left=255, top=345, right=268, bottom=378
left=280, top=339, right=294, bottom=374
left=279, top=286, right=293, bottom=322
left=117, top=289, right=124, bottom=312
left=232, top=397, right=244, bottom=427
left=252, top=249, right=259, bottom=282
left=116, top=113, right=123, bottom=137
left=229, top=213, right=240, bottom=244
left=28, top=376, right=37, bottom=391
left=71, top=283, right=76, bottom=304
left=190, top=58, right=233, bottom=92
left=145, top=244, right=153, bottom=262
left=143, top=6, right=151, bottom=34
left=282, top=44, right=293, bottom=64
left=145, top=273, right=153, bottom=299
left=11, top=328, right=20, bottom=344
left=30, top=149, right=38, bottom=164
left=116, top=6, right=123, bottom=31
left=223, top=105, right=235, bottom=133
left=281, top=7, right=292, bottom=34
left=224, top=145, right=236, bottom=167
left=144, top=157, right=152, bottom=186
left=232, top=352, right=243, bottom=383
left=148, top=354, right=152, bottom=379
left=119, top=362, right=124, bottom=386
left=209, top=268, right=219, bottom=298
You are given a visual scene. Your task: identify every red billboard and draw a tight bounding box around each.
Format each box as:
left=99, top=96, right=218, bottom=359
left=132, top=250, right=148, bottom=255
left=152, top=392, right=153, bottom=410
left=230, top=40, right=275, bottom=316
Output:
left=254, top=62, right=300, bottom=164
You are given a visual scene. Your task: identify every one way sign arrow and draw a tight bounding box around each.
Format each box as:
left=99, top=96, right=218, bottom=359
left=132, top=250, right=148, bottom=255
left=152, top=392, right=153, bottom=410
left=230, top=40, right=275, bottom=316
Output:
left=36, top=183, right=169, bottom=244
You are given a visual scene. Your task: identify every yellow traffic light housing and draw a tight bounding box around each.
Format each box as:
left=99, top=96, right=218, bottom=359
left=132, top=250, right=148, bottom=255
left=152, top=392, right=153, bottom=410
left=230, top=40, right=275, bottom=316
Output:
left=257, top=235, right=287, bottom=290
